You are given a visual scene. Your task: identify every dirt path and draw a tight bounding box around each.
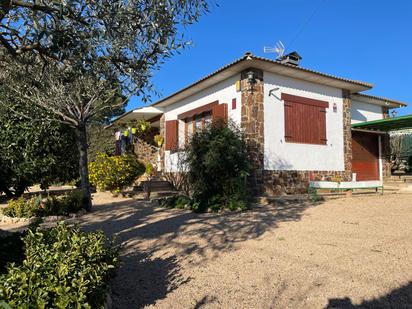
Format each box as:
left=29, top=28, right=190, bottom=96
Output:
left=59, top=192, right=411, bottom=309
left=2, top=191, right=411, bottom=308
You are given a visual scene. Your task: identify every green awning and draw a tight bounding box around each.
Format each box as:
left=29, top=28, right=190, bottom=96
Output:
left=352, top=114, right=412, bottom=132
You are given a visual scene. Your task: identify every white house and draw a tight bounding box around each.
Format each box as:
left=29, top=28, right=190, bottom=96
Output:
left=112, top=52, right=407, bottom=195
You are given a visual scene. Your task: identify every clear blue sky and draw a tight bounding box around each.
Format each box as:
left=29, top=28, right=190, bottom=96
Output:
left=127, top=0, right=412, bottom=115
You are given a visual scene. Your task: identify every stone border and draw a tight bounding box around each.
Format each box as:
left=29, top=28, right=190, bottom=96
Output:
left=0, top=209, right=87, bottom=225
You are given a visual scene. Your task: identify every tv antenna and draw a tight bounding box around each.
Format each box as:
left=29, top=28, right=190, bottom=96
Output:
left=264, top=41, right=285, bottom=59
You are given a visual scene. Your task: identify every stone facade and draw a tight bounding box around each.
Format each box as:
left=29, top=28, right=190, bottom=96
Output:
left=341, top=89, right=353, bottom=181
left=263, top=170, right=350, bottom=195
left=240, top=68, right=265, bottom=194
left=239, top=66, right=354, bottom=196
left=133, top=138, right=158, bottom=167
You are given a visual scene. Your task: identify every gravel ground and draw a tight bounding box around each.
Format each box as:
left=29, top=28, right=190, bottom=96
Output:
left=2, top=191, right=412, bottom=308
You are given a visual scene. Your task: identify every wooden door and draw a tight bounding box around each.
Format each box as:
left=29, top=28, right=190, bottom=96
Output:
left=352, top=131, right=380, bottom=181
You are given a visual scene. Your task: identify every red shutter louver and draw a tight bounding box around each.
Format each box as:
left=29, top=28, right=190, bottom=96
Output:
left=212, top=103, right=228, bottom=122
left=165, top=120, right=178, bottom=150
left=284, top=101, right=294, bottom=142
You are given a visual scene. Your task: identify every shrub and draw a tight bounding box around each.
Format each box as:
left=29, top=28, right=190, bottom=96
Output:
left=0, top=223, right=118, bottom=308
left=42, top=190, right=85, bottom=216
left=89, top=153, right=145, bottom=193
left=159, top=195, right=191, bottom=209
left=1, top=191, right=85, bottom=218
left=1, top=196, right=41, bottom=218
left=183, top=121, right=251, bottom=212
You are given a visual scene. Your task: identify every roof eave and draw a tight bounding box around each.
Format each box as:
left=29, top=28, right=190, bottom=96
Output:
left=152, top=54, right=372, bottom=108
left=352, top=93, right=408, bottom=108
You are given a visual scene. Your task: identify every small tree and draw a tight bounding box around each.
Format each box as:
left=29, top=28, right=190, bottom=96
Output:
left=0, top=0, right=209, bottom=210
left=184, top=121, right=251, bottom=212
left=0, top=89, right=78, bottom=197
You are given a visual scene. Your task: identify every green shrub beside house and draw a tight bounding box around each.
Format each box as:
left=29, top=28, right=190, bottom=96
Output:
left=160, top=121, right=251, bottom=212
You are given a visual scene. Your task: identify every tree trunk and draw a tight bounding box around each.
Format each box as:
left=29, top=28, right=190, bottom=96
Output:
left=76, top=124, right=92, bottom=211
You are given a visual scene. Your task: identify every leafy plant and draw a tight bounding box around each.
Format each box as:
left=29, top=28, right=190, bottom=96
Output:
left=159, top=195, right=191, bottom=209
left=154, top=134, right=164, bottom=147
left=1, top=191, right=86, bottom=218
left=183, top=121, right=251, bottom=212
left=0, top=96, right=79, bottom=198
left=42, top=191, right=85, bottom=216
left=89, top=153, right=145, bottom=193
left=0, top=223, right=119, bottom=308
left=2, top=196, right=41, bottom=218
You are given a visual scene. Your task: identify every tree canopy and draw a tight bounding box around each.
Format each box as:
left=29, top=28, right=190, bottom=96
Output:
left=0, top=90, right=79, bottom=197
left=0, top=0, right=209, bottom=209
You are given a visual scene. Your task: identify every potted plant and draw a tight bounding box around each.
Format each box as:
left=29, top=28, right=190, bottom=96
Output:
left=154, top=134, right=164, bottom=147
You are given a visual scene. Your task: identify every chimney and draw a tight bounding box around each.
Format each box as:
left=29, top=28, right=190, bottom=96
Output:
left=279, top=51, right=302, bottom=66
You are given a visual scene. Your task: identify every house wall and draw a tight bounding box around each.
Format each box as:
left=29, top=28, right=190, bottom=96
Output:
left=263, top=71, right=345, bottom=172
left=351, top=99, right=383, bottom=124
left=164, top=74, right=241, bottom=172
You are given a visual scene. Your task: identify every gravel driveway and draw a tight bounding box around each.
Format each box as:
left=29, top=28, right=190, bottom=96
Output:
left=59, top=192, right=412, bottom=308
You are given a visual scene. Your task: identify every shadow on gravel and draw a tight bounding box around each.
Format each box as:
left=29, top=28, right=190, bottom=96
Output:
left=77, top=196, right=319, bottom=308
left=325, top=281, right=412, bottom=308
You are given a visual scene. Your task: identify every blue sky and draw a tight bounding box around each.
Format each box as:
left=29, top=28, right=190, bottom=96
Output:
left=127, top=0, right=412, bottom=115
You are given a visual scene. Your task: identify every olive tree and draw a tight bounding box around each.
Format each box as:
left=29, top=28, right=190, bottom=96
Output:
left=0, top=0, right=209, bottom=210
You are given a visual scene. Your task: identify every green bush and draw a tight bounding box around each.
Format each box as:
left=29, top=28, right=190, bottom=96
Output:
left=1, top=196, right=41, bottom=218
left=183, top=121, right=251, bottom=212
left=159, top=195, right=191, bottom=209
left=1, top=191, right=85, bottom=218
left=0, top=223, right=118, bottom=308
left=42, top=191, right=85, bottom=216
left=89, top=152, right=145, bottom=193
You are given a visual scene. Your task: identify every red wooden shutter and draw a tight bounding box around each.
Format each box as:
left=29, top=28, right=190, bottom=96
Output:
left=282, top=93, right=328, bottom=145
left=212, top=103, right=228, bottom=122
left=165, top=120, right=178, bottom=150
left=284, top=101, right=294, bottom=142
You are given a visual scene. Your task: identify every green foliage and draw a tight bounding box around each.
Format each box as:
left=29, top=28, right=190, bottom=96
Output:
left=0, top=223, right=119, bottom=308
left=145, top=163, right=154, bottom=175
left=0, top=1, right=209, bottom=98
left=182, top=121, right=251, bottom=212
left=159, top=195, right=192, bottom=210
left=89, top=153, right=145, bottom=193
left=154, top=134, right=164, bottom=147
left=2, top=196, right=41, bottom=218
left=1, top=191, right=85, bottom=218
left=0, top=97, right=79, bottom=197
left=87, top=124, right=117, bottom=162
left=42, top=191, right=85, bottom=216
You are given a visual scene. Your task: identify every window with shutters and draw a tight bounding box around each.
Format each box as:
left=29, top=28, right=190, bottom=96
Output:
left=184, top=111, right=212, bottom=143
left=282, top=93, right=329, bottom=145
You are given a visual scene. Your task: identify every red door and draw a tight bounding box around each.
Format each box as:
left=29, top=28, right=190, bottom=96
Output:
left=352, top=131, right=380, bottom=181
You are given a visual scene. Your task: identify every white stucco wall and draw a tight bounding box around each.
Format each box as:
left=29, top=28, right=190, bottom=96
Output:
left=264, top=71, right=345, bottom=171
left=164, top=74, right=241, bottom=172
left=351, top=99, right=383, bottom=124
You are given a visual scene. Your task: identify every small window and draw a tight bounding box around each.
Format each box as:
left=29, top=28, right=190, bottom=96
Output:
left=282, top=93, right=329, bottom=145
left=185, top=112, right=212, bottom=144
